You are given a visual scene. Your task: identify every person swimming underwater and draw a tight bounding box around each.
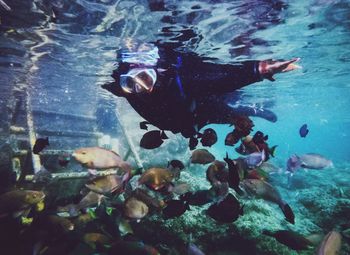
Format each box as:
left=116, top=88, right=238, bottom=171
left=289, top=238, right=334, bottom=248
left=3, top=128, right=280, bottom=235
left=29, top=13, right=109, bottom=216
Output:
left=102, top=42, right=300, bottom=148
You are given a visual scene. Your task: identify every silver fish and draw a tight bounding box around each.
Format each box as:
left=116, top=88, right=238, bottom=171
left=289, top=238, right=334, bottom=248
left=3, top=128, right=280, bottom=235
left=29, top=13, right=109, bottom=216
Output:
left=299, top=153, right=333, bottom=170
left=244, top=151, right=265, bottom=168
left=315, top=231, right=341, bottom=255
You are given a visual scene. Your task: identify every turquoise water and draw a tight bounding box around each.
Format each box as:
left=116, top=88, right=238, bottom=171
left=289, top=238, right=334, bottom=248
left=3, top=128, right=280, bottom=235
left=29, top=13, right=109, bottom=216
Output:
left=0, top=0, right=349, bottom=254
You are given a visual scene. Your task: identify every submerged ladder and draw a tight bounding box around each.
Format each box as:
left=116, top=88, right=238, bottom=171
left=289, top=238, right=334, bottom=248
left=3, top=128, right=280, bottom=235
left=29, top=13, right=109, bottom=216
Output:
left=9, top=102, right=143, bottom=182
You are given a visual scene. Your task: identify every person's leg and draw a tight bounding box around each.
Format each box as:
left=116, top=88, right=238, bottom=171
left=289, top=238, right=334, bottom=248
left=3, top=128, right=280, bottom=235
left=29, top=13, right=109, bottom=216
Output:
left=195, top=95, right=277, bottom=130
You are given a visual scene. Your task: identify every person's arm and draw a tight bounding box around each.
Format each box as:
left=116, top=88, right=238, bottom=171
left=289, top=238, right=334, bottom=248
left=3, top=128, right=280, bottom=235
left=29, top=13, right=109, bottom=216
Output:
left=179, top=57, right=300, bottom=96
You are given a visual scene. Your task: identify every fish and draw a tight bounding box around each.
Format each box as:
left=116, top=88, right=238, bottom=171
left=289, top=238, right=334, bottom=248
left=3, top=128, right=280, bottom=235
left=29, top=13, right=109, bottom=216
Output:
left=85, top=174, right=128, bottom=195
left=258, top=162, right=281, bottom=174
left=180, top=190, right=215, bottom=206
left=244, top=151, right=265, bottom=168
left=33, top=137, right=49, bottom=154
left=224, top=153, right=244, bottom=195
left=83, top=232, right=111, bottom=249
left=190, top=149, right=215, bottom=164
left=140, top=130, right=168, bottom=149
left=206, top=193, right=243, bottom=223
left=224, top=131, right=240, bottom=146
left=72, top=147, right=132, bottom=172
left=246, top=169, right=268, bottom=181
left=167, top=159, right=185, bottom=180
left=236, top=135, right=277, bottom=160
left=241, top=179, right=295, bottom=224
left=188, top=243, right=205, bottom=255
left=162, top=199, right=189, bottom=219
left=168, top=182, right=191, bottom=195
left=57, top=191, right=104, bottom=217
left=235, top=135, right=259, bottom=155
left=315, top=231, right=342, bottom=255
left=58, top=153, right=70, bottom=167
left=263, top=230, right=313, bottom=251
left=199, top=128, right=218, bottom=147
left=138, top=168, right=174, bottom=191
left=123, top=197, right=149, bottom=220
left=209, top=182, right=229, bottom=203
left=189, top=136, right=199, bottom=150
left=206, top=160, right=228, bottom=185
left=286, top=154, right=302, bottom=174
left=73, top=213, right=94, bottom=227
left=287, top=153, right=333, bottom=175
left=252, top=131, right=268, bottom=144
left=33, top=215, right=75, bottom=234
left=0, top=190, right=45, bottom=218
left=167, top=159, right=185, bottom=171
left=129, top=188, right=165, bottom=210
left=299, top=124, right=309, bottom=138
left=299, top=153, right=333, bottom=170
left=109, top=240, right=160, bottom=255
left=140, top=121, right=150, bottom=130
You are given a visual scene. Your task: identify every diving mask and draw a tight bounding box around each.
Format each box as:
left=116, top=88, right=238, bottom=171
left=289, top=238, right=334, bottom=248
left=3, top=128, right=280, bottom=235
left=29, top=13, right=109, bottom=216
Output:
left=120, top=68, right=157, bottom=94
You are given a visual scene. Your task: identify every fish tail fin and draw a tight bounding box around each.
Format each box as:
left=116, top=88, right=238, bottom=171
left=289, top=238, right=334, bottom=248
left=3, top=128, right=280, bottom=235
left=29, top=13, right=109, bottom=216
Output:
left=224, top=152, right=229, bottom=163
left=240, top=204, right=244, bottom=216
left=161, top=130, right=168, bottom=139
left=280, top=202, right=295, bottom=224
left=185, top=201, right=191, bottom=211
left=269, top=145, right=278, bottom=157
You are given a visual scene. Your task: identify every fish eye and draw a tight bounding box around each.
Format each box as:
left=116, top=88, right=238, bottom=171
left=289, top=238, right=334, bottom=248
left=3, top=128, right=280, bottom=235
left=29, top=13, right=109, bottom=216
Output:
left=81, top=151, right=87, bottom=155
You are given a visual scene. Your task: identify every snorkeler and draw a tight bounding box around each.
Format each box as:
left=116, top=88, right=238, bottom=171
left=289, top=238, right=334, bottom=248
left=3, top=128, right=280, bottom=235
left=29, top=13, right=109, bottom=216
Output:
left=102, top=42, right=300, bottom=148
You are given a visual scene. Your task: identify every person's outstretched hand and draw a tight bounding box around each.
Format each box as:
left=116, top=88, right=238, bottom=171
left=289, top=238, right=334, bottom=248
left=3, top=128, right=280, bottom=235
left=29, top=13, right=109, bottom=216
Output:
left=259, top=58, right=301, bottom=81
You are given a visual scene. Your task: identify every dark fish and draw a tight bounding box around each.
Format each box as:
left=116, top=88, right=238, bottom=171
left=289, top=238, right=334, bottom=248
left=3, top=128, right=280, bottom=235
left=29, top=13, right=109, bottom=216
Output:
left=206, top=160, right=228, bottom=185
left=140, top=130, right=168, bottom=149
left=225, top=131, right=240, bottom=146
left=180, top=190, right=214, bottom=206
left=33, top=137, right=49, bottom=154
left=207, top=193, right=243, bottom=223
left=167, top=159, right=185, bottom=170
left=299, top=124, right=309, bottom=138
left=162, top=199, right=189, bottom=219
left=199, top=128, right=218, bottom=147
left=58, top=153, right=70, bottom=167
left=167, top=159, right=185, bottom=180
left=224, top=153, right=243, bottom=195
left=140, top=121, right=150, bottom=130
left=235, top=142, right=249, bottom=155
left=189, top=136, right=198, bottom=150
left=252, top=131, right=268, bottom=144
left=191, top=149, right=215, bottom=164
left=263, top=230, right=313, bottom=251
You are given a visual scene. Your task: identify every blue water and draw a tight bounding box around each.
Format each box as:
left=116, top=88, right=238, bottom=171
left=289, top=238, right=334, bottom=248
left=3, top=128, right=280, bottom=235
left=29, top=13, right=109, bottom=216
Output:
left=0, top=0, right=350, bottom=254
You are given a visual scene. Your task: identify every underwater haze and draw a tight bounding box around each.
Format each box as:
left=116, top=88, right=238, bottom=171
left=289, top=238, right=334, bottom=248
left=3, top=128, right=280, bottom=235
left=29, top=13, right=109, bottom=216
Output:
left=0, top=0, right=349, bottom=255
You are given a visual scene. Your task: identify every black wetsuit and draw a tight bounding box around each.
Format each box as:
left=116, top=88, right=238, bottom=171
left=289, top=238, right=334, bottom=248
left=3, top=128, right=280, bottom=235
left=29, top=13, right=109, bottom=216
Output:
left=103, top=46, right=274, bottom=138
